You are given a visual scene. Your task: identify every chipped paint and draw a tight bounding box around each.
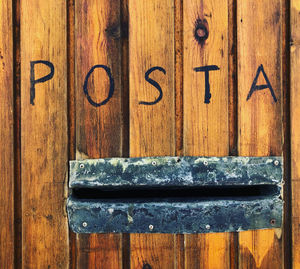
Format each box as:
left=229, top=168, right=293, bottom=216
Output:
left=67, top=156, right=283, bottom=234
left=69, top=156, right=282, bottom=188
left=67, top=196, right=282, bottom=234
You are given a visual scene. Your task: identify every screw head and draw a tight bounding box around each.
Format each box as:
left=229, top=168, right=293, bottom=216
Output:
left=82, top=222, right=88, bottom=227
left=205, top=224, right=210, bottom=230
left=203, top=160, right=208, bottom=166
left=270, top=219, right=276, bottom=225
left=274, top=160, right=279, bottom=166
left=152, top=161, right=156, bottom=166
left=149, top=224, right=154, bottom=231
left=108, top=208, right=114, bottom=214
left=80, top=163, right=85, bottom=168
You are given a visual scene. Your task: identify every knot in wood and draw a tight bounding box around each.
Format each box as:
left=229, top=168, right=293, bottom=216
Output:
left=194, top=18, right=209, bottom=45
left=142, top=263, right=152, bottom=269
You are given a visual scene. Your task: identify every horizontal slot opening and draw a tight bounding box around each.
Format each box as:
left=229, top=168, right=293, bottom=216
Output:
left=71, top=185, right=280, bottom=200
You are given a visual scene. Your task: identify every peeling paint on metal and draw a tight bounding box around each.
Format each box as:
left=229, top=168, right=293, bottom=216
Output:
left=69, top=156, right=282, bottom=189
left=67, top=196, right=282, bottom=233
left=67, top=156, right=283, bottom=234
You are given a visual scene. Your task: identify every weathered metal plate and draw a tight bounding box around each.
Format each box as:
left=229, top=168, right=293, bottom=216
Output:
left=69, top=156, right=282, bottom=188
left=67, top=156, right=283, bottom=234
left=67, top=196, right=282, bottom=233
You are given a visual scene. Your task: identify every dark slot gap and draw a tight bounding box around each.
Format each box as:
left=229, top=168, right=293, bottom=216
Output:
left=72, top=185, right=280, bottom=200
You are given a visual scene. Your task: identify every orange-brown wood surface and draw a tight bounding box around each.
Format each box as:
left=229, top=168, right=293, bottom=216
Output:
left=1, top=1, right=298, bottom=268
left=183, top=0, right=230, bottom=268
left=129, top=0, right=176, bottom=268
left=0, top=0, right=14, bottom=268
left=21, top=0, right=69, bottom=268
left=291, top=0, right=300, bottom=268
left=237, top=1, right=283, bottom=268
left=75, top=0, right=123, bottom=268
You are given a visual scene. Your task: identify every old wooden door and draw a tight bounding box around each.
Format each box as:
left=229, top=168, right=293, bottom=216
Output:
left=1, top=0, right=300, bottom=268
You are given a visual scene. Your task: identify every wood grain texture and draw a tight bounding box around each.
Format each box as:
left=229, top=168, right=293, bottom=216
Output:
left=291, top=0, right=300, bottom=267
left=2, top=2, right=293, bottom=268
left=129, top=0, right=175, bottom=157
left=21, top=0, right=69, bottom=268
left=129, top=0, right=175, bottom=268
left=75, top=0, right=123, bottom=268
left=183, top=0, right=230, bottom=268
left=237, top=1, right=283, bottom=268
left=0, top=0, right=14, bottom=267
left=77, top=234, right=122, bottom=269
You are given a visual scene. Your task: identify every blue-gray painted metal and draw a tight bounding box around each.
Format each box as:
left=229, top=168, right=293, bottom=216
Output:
left=69, top=156, right=282, bottom=189
left=67, top=156, right=283, bottom=234
left=67, top=196, right=282, bottom=233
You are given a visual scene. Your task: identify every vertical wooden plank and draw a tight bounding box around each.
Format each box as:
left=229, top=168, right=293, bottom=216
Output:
left=129, top=0, right=175, bottom=157
left=0, top=0, right=14, bottom=267
left=129, top=0, right=175, bottom=268
left=291, top=1, right=300, bottom=268
left=183, top=0, right=230, bottom=268
left=21, top=0, right=69, bottom=268
left=75, top=0, right=123, bottom=268
left=237, top=1, right=283, bottom=268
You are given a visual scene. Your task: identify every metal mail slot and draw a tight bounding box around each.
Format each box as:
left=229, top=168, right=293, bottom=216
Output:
left=67, top=156, right=283, bottom=234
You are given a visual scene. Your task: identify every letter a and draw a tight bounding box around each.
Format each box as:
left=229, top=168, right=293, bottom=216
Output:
left=246, top=64, right=277, bottom=102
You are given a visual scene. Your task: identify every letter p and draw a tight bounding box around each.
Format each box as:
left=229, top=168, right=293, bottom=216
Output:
left=30, top=60, right=55, bottom=105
